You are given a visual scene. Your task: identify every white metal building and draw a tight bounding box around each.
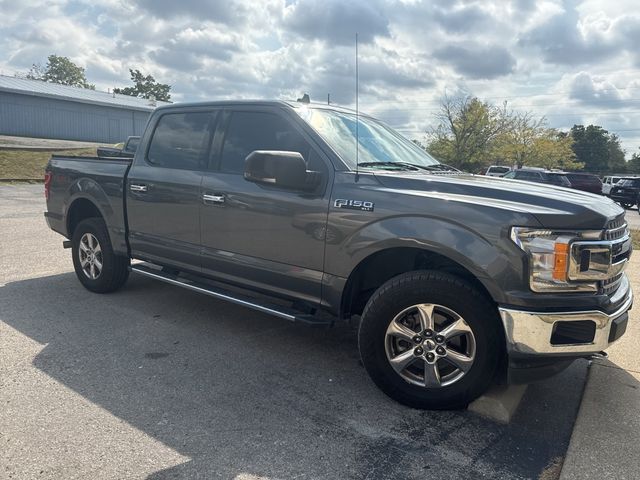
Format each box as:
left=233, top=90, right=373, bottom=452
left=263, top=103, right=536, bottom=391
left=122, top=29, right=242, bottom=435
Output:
left=0, top=75, right=170, bottom=143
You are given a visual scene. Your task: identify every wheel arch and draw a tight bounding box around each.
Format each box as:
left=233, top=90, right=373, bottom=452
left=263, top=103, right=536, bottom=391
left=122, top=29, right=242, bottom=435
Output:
left=340, top=246, right=502, bottom=319
left=63, top=177, right=129, bottom=256
left=66, top=197, right=105, bottom=238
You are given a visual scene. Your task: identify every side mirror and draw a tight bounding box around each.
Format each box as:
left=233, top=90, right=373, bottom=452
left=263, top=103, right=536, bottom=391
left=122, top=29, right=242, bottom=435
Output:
left=244, top=150, right=320, bottom=191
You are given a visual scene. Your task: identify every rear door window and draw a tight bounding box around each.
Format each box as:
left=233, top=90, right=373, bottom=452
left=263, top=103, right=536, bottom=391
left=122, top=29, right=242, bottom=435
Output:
left=147, top=111, right=214, bottom=170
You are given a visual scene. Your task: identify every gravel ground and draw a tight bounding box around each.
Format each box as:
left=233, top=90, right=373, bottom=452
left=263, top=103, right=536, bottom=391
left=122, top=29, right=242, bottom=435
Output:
left=1, top=184, right=588, bottom=480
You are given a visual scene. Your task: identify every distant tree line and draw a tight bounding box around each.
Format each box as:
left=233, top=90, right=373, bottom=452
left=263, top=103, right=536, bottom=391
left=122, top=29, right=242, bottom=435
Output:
left=420, top=94, right=633, bottom=174
left=25, top=54, right=171, bottom=101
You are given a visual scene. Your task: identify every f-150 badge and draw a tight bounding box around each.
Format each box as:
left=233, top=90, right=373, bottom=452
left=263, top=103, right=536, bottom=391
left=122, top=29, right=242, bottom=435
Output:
left=334, top=199, right=374, bottom=212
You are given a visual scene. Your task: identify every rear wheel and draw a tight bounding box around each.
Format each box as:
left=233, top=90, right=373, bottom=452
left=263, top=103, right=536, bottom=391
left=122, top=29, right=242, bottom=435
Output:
left=358, top=270, right=502, bottom=410
left=71, top=218, right=129, bottom=293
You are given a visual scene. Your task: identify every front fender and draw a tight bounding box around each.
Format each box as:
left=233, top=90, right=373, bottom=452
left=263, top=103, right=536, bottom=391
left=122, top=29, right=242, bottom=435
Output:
left=324, top=215, right=525, bottom=304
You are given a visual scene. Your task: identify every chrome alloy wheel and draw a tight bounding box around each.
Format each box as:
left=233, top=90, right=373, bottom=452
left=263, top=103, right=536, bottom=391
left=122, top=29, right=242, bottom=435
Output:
left=384, top=303, right=476, bottom=388
left=78, top=232, right=103, bottom=280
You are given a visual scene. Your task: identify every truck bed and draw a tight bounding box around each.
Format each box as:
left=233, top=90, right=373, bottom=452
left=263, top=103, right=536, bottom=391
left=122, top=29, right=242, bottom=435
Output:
left=44, top=155, right=133, bottom=255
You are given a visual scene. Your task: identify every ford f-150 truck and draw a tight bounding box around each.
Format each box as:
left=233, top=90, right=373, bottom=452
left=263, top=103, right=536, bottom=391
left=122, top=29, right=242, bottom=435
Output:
left=44, top=101, right=633, bottom=410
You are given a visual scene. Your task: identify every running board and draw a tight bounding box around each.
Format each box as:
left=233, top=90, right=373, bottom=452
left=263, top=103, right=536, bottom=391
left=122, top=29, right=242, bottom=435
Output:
left=130, top=263, right=333, bottom=327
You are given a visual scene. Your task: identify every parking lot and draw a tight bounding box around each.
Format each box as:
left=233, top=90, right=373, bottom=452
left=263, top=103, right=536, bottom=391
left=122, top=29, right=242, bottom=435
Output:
left=0, top=184, right=594, bottom=479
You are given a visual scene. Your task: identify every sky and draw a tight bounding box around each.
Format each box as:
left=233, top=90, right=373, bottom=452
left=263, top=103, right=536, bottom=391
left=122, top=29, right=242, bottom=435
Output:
left=1, top=0, right=640, bottom=155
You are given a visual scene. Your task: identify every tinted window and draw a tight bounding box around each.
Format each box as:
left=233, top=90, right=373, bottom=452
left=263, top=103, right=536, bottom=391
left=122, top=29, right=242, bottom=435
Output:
left=148, top=112, right=213, bottom=170
left=619, top=179, right=640, bottom=187
left=124, top=137, right=140, bottom=153
left=503, top=171, right=516, bottom=179
left=488, top=166, right=510, bottom=174
left=516, top=171, right=541, bottom=181
left=547, top=174, right=571, bottom=186
left=220, top=111, right=324, bottom=175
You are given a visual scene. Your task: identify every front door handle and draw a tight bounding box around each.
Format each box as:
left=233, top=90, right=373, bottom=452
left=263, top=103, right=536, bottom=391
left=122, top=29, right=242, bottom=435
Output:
left=203, top=193, right=225, bottom=204
left=130, top=184, right=148, bottom=193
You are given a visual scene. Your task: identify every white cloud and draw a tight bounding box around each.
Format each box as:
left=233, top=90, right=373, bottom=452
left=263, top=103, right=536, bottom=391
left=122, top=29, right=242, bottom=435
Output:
left=0, top=0, right=639, bottom=154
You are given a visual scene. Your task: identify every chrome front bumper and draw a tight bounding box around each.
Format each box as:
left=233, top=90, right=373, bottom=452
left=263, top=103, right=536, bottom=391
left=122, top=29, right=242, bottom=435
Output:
left=499, top=276, right=633, bottom=356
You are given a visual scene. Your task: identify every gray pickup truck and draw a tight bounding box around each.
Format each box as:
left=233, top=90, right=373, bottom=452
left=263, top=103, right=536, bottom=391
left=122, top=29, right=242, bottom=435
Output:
left=44, top=101, right=633, bottom=409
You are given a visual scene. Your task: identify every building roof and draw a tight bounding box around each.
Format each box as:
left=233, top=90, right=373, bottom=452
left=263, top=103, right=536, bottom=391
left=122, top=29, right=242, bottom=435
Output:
left=0, top=74, right=171, bottom=112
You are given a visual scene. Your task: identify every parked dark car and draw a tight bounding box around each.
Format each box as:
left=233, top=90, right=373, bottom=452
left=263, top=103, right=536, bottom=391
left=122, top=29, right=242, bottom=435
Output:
left=610, top=177, right=640, bottom=209
left=44, top=101, right=632, bottom=410
left=564, top=172, right=603, bottom=194
left=502, top=168, right=572, bottom=187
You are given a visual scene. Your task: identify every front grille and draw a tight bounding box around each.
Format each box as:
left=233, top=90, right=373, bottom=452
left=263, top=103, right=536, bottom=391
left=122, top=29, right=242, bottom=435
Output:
left=599, top=214, right=630, bottom=297
left=602, top=272, right=624, bottom=296
left=603, top=216, right=628, bottom=241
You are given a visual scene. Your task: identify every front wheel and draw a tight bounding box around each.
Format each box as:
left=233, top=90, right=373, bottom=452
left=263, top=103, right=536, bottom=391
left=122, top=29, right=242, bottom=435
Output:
left=358, top=270, right=502, bottom=410
left=71, top=217, right=130, bottom=293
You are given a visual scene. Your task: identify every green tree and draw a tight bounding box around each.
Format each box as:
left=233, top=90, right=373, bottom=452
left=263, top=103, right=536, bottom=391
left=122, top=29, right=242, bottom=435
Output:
left=607, top=134, right=627, bottom=173
left=27, top=55, right=94, bottom=89
left=524, top=130, right=582, bottom=170
left=628, top=150, right=640, bottom=174
left=114, top=69, right=171, bottom=101
left=569, top=125, right=624, bottom=173
left=493, top=113, right=581, bottom=170
left=425, top=95, right=511, bottom=172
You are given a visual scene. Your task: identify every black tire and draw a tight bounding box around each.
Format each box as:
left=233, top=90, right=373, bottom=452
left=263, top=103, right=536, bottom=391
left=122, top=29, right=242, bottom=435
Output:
left=358, top=270, right=502, bottom=410
left=71, top=217, right=130, bottom=293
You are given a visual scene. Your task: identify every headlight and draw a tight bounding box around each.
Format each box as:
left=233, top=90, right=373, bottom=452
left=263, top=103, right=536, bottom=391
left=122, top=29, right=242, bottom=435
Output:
left=510, top=227, right=601, bottom=292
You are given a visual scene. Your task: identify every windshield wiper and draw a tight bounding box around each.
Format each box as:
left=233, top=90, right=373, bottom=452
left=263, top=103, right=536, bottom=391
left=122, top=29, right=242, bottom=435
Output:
left=358, top=161, right=421, bottom=171
left=419, top=163, right=460, bottom=172
left=358, top=161, right=460, bottom=172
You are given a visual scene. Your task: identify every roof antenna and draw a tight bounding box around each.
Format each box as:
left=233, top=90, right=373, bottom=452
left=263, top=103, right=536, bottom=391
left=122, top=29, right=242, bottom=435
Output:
left=355, top=32, right=360, bottom=182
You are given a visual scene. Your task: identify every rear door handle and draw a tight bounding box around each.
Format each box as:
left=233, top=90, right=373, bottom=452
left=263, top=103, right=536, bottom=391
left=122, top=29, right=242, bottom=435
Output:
left=203, top=193, right=225, bottom=204
left=130, top=184, right=148, bottom=193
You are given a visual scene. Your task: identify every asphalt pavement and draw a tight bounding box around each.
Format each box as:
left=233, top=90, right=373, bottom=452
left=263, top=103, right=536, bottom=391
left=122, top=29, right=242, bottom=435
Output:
left=560, top=254, right=640, bottom=480
left=1, top=184, right=588, bottom=480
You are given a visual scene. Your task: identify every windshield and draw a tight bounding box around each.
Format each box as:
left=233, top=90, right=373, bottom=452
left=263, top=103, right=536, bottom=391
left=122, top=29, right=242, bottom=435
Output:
left=619, top=179, right=640, bottom=187
left=295, top=107, right=440, bottom=170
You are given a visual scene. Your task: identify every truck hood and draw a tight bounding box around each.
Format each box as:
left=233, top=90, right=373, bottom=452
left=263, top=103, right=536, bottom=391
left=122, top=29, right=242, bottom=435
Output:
left=374, top=172, right=624, bottom=229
